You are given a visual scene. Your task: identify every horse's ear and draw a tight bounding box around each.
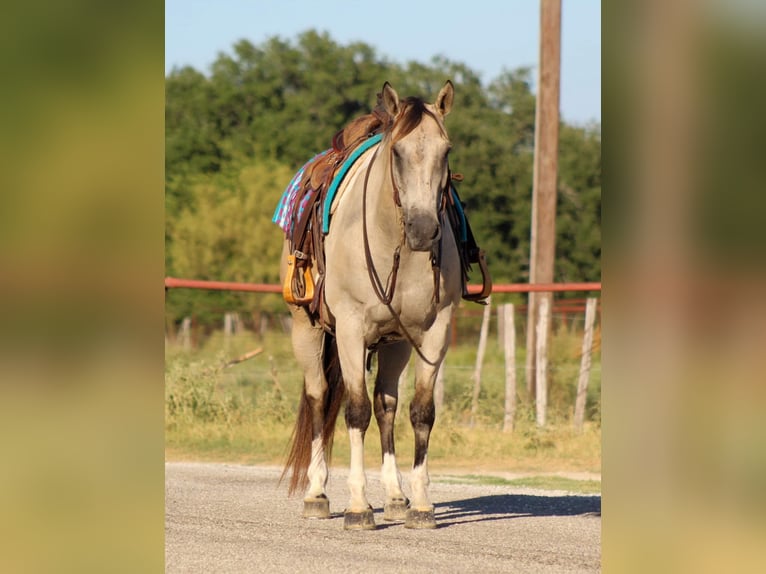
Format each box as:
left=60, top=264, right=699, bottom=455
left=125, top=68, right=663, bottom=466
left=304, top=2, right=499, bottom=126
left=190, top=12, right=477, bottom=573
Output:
left=381, top=82, right=400, bottom=118
left=435, top=80, right=454, bottom=117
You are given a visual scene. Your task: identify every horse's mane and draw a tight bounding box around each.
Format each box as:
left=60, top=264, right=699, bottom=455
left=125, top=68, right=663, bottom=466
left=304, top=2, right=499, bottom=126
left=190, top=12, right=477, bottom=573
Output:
left=391, top=97, right=428, bottom=140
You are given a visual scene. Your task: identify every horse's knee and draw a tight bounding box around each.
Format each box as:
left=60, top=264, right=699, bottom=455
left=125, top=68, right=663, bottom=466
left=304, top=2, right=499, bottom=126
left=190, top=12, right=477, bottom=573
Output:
left=345, top=394, right=371, bottom=432
left=409, top=394, right=435, bottom=430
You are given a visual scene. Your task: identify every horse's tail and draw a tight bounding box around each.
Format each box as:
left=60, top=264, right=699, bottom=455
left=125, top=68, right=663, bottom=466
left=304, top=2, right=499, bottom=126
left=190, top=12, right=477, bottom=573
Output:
left=282, top=332, right=345, bottom=496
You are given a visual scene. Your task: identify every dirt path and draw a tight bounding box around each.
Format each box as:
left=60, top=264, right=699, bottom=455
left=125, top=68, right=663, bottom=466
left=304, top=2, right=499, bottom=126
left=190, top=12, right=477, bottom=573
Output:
left=166, top=462, right=600, bottom=573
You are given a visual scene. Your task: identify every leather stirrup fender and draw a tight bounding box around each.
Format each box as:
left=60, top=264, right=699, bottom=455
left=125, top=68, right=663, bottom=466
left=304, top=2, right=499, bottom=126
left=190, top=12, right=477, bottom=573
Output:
left=462, top=249, right=492, bottom=304
left=282, top=253, right=315, bottom=305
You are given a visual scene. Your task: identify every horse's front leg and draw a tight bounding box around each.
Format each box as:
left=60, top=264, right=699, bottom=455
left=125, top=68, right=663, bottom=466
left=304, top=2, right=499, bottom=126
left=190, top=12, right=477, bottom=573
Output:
left=335, top=318, right=376, bottom=530
left=406, top=308, right=452, bottom=529
left=374, top=341, right=412, bottom=521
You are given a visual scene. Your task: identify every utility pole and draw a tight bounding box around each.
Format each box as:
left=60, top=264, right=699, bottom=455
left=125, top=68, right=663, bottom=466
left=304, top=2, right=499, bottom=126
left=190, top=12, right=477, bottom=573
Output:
left=525, top=0, right=562, bottom=406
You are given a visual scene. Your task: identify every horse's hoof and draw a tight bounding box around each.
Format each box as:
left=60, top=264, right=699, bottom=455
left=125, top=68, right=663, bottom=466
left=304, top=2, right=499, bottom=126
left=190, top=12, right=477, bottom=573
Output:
left=405, top=508, right=437, bottom=529
left=303, top=495, right=330, bottom=519
left=383, top=497, right=410, bottom=521
left=343, top=507, right=376, bottom=530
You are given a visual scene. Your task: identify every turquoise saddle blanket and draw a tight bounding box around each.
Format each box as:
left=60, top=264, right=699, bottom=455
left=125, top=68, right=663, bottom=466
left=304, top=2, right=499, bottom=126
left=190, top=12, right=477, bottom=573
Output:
left=271, top=135, right=381, bottom=236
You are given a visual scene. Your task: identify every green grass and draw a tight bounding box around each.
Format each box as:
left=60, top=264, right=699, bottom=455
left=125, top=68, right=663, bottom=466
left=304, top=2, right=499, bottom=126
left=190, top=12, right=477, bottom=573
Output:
left=165, top=324, right=601, bottom=479
left=434, top=474, right=601, bottom=494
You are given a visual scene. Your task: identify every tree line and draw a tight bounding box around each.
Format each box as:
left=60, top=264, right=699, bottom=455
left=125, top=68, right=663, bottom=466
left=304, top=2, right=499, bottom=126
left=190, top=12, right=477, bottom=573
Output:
left=165, top=29, right=600, bottom=329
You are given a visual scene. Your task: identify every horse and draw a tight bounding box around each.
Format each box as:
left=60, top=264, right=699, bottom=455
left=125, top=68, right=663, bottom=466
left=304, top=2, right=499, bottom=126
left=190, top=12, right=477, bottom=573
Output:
left=280, top=80, right=461, bottom=530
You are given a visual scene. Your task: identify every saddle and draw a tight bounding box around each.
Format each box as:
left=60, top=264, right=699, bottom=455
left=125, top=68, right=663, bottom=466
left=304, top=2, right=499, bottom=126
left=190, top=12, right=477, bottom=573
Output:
left=281, top=98, right=491, bottom=324
left=282, top=102, right=391, bottom=313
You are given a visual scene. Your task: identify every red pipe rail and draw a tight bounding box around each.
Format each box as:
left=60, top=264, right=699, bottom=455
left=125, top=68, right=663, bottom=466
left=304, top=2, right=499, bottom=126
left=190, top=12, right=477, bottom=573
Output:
left=164, top=277, right=282, bottom=293
left=164, top=277, right=600, bottom=294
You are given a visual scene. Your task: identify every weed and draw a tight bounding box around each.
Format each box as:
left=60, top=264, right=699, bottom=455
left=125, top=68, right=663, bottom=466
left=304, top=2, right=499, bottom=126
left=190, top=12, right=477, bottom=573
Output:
left=165, top=326, right=601, bottom=475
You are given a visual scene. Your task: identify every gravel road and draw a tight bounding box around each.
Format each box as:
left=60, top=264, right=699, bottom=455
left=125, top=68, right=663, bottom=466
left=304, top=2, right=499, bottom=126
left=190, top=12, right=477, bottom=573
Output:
left=165, top=462, right=600, bottom=573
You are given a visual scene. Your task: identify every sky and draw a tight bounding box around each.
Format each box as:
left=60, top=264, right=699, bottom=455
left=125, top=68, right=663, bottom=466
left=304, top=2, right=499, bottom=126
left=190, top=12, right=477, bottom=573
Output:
left=165, top=0, right=600, bottom=125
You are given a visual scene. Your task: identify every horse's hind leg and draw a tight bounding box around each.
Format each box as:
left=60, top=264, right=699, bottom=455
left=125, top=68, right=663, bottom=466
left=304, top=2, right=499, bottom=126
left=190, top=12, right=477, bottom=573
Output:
left=288, top=307, right=331, bottom=518
left=373, top=341, right=412, bottom=521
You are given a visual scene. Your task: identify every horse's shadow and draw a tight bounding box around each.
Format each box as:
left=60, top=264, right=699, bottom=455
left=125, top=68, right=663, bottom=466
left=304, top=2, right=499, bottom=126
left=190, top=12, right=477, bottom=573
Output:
left=433, top=493, right=601, bottom=528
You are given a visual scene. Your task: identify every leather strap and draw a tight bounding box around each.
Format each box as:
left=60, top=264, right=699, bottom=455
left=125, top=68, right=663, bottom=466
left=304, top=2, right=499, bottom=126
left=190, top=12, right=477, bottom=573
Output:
left=361, top=142, right=440, bottom=367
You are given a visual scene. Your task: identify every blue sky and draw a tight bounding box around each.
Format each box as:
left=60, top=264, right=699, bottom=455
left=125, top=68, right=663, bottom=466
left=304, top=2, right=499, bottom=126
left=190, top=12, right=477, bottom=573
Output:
left=165, top=0, right=600, bottom=125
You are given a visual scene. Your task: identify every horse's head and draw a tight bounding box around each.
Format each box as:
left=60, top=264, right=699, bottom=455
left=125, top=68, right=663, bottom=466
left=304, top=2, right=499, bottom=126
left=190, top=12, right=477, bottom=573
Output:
left=381, top=81, right=454, bottom=252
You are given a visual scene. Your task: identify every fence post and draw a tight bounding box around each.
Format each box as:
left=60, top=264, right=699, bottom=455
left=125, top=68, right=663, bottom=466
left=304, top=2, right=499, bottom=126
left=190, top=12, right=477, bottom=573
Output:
left=497, top=304, right=504, bottom=348
left=257, top=313, right=267, bottom=336
left=470, top=296, right=492, bottom=427
left=502, top=303, right=517, bottom=433
left=535, top=297, right=550, bottom=427
left=180, top=317, right=192, bottom=350
left=574, top=297, right=598, bottom=431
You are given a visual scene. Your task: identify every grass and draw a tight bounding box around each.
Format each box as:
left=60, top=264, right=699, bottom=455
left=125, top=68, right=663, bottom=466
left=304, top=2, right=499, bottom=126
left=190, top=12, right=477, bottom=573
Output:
left=165, top=321, right=601, bottom=491
left=434, top=474, right=601, bottom=494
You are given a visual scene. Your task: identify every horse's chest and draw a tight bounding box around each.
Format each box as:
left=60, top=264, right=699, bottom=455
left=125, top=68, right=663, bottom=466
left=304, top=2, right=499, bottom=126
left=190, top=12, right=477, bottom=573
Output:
left=364, top=295, right=438, bottom=340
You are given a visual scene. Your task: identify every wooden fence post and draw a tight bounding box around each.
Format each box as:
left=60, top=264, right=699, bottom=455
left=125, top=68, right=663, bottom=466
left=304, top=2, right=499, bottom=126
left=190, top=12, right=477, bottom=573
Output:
left=497, top=304, right=505, bottom=348
left=502, top=303, right=517, bottom=433
left=535, top=297, right=550, bottom=427
left=180, top=317, right=192, bottom=350
left=470, top=296, right=492, bottom=427
left=574, top=297, right=598, bottom=431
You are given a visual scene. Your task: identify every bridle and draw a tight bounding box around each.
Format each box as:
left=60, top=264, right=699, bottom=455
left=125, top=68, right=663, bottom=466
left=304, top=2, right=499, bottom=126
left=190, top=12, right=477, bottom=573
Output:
left=361, top=109, right=450, bottom=366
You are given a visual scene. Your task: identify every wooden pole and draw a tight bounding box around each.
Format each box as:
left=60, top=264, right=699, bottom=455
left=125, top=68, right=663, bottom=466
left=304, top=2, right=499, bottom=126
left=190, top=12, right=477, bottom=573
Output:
left=502, top=304, right=517, bottom=433
left=497, top=304, right=505, bottom=348
left=224, top=313, right=234, bottom=348
left=574, top=297, right=598, bottom=431
left=470, top=296, right=492, bottom=427
left=222, top=347, right=263, bottom=369
left=535, top=296, right=550, bottom=427
left=180, top=317, right=192, bottom=350
left=525, top=0, right=562, bottom=401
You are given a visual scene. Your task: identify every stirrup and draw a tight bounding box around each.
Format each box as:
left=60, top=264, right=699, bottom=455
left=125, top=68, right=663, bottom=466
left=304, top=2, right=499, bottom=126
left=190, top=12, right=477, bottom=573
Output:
left=283, top=252, right=315, bottom=305
left=462, top=249, right=492, bottom=304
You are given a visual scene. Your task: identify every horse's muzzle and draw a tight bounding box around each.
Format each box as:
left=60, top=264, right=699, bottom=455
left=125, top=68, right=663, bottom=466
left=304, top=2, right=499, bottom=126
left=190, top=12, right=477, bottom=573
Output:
left=405, top=212, right=441, bottom=251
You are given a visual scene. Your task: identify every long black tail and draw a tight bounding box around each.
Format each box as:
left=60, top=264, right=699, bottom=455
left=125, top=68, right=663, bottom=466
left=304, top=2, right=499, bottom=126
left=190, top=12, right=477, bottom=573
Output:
left=281, top=332, right=345, bottom=495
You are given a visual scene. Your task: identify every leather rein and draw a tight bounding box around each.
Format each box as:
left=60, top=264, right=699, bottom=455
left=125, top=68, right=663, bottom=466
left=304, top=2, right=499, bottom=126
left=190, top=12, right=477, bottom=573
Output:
left=361, top=115, right=449, bottom=367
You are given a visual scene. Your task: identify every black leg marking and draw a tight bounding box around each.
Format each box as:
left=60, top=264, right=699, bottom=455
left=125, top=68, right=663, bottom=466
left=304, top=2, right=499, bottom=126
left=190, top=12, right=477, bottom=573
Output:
left=374, top=390, right=398, bottom=456
left=345, top=392, right=372, bottom=433
left=410, top=393, right=435, bottom=468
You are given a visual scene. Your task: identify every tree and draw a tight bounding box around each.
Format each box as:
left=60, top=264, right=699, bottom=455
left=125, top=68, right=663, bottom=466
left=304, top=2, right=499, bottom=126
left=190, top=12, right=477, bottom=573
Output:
left=164, top=30, right=601, bottom=327
left=166, top=159, right=294, bottom=324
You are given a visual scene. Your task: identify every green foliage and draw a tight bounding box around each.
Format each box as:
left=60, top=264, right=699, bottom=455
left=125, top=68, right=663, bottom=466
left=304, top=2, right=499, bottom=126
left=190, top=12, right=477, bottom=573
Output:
left=165, top=30, right=601, bottom=328
left=166, top=159, right=291, bottom=324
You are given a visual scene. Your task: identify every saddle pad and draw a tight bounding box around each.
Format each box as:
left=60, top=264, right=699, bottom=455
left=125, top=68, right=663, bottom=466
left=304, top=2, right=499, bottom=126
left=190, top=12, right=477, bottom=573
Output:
left=272, top=150, right=330, bottom=234
left=321, top=133, right=382, bottom=234
left=450, top=185, right=468, bottom=242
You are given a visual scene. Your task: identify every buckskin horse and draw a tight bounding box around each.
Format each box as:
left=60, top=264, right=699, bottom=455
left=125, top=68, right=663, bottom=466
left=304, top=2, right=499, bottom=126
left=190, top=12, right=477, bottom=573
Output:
left=279, top=81, right=484, bottom=530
